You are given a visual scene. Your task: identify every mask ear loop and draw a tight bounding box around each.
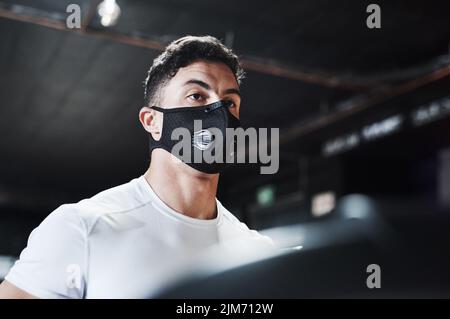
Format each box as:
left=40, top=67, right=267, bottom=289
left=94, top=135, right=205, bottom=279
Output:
left=150, top=106, right=167, bottom=113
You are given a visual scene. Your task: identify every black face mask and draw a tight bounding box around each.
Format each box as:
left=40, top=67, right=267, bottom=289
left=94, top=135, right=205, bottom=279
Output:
left=149, top=100, right=241, bottom=174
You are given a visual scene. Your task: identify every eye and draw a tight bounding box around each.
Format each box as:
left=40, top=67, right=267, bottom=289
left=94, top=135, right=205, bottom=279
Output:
left=224, top=99, right=237, bottom=108
left=187, top=93, right=205, bottom=102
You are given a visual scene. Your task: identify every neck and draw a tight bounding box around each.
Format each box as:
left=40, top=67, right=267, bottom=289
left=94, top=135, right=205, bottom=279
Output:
left=144, top=150, right=219, bottom=220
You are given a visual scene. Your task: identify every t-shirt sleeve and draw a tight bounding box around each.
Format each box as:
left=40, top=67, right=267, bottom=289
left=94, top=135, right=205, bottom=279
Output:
left=5, top=205, right=87, bottom=299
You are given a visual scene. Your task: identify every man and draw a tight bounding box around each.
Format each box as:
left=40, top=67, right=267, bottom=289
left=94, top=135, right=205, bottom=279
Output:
left=0, top=35, right=273, bottom=299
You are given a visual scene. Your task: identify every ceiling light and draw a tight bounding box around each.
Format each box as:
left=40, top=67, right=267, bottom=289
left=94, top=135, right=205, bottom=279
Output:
left=97, top=0, right=121, bottom=27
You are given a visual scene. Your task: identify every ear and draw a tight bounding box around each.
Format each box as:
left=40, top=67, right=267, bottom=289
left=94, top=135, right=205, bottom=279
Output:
left=139, top=106, right=162, bottom=141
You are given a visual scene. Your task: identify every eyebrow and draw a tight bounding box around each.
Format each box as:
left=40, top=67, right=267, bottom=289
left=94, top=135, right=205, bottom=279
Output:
left=183, top=79, right=241, bottom=98
left=224, top=88, right=241, bottom=98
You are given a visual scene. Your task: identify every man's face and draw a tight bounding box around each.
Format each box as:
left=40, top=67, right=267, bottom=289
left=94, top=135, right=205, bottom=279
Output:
left=141, top=60, right=241, bottom=142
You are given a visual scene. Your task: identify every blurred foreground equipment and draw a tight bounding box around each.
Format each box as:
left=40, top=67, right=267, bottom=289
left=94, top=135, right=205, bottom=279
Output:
left=156, top=195, right=450, bottom=298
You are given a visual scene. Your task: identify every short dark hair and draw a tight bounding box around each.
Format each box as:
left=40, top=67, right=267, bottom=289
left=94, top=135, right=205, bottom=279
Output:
left=143, top=35, right=245, bottom=106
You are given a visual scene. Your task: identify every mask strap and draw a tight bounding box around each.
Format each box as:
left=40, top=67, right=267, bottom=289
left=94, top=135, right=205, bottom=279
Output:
left=150, top=106, right=167, bottom=113
left=150, top=100, right=233, bottom=114
left=204, top=100, right=232, bottom=112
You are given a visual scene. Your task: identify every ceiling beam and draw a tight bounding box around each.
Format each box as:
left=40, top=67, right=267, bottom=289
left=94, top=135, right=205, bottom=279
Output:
left=279, top=64, right=450, bottom=145
left=0, top=3, right=370, bottom=91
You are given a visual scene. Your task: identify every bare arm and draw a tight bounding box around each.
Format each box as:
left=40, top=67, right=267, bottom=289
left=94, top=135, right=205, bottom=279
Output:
left=0, top=280, right=37, bottom=299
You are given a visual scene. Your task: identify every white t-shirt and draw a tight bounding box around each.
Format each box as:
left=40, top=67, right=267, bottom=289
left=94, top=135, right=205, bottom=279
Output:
left=5, top=176, right=274, bottom=299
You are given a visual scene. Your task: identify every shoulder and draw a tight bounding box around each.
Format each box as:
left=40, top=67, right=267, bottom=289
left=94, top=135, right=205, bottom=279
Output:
left=58, top=177, right=149, bottom=234
left=5, top=177, right=149, bottom=299
left=218, top=202, right=275, bottom=249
